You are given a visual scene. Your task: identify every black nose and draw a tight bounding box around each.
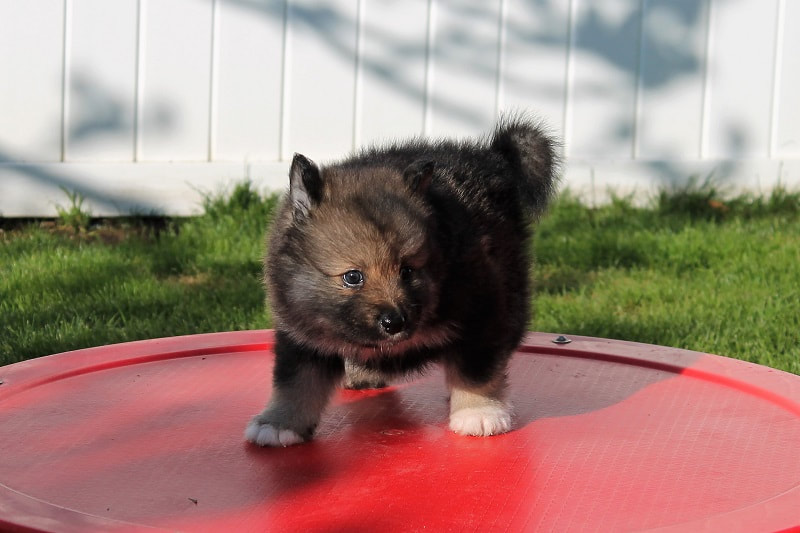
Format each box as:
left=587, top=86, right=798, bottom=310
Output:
left=379, top=309, right=405, bottom=335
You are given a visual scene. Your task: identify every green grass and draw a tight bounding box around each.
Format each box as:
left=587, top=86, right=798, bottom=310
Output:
left=1, top=182, right=799, bottom=375
left=55, top=187, right=92, bottom=233
left=0, top=182, right=278, bottom=364
left=533, top=191, right=800, bottom=374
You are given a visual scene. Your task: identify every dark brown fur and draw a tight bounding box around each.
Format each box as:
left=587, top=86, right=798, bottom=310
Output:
left=246, top=115, right=559, bottom=446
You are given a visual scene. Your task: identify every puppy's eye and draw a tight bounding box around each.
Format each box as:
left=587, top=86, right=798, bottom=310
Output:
left=400, top=266, right=413, bottom=281
left=342, top=270, right=365, bottom=287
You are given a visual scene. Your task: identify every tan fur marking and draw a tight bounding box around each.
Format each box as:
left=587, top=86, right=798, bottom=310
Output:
left=344, top=359, right=388, bottom=389
left=445, top=365, right=509, bottom=412
left=446, top=363, right=514, bottom=437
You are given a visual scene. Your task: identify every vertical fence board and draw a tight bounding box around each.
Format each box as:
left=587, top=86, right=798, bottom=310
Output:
left=0, top=0, right=64, bottom=162
left=636, top=0, right=707, bottom=160
left=502, top=0, right=571, bottom=138
left=140, top=0, right=213, bottom=161
left=776, top=1, right=800, bottom=158
left=568, top=0, right=642, bottom=159
left=705, top=0, right=778, bottom=159
left=358, top=0, right=428, bottom=146
left=67, top=0, right=137, bottom=161
left=428, top=0, right=501, bottom=138
left=286, top=0, right=358, bottom=159
left=215, top=0, right=284, bottom=161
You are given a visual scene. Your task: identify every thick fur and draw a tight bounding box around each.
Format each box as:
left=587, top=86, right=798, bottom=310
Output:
left=246, top=115, right=559, bottom=446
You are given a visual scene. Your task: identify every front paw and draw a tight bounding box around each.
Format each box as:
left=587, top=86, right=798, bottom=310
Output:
left=449, top=404, right=513, bottom=437
left=245, top=417, right=307, bottom=447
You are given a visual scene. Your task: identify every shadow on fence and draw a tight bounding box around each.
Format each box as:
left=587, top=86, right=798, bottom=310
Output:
left=2, top=0, right=753, bottom=215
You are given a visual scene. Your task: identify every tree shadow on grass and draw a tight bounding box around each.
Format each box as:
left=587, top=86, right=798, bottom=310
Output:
left=1, top=247, right=267, bottom=364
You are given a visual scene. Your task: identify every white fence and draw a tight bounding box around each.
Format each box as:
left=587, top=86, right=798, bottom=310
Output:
left=1, top=0, right=799, bottom=216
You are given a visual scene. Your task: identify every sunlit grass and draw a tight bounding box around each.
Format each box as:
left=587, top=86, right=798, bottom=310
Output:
left=533, top=189, right=800, bottom=374
left=2, top=181, right=798, bottom=375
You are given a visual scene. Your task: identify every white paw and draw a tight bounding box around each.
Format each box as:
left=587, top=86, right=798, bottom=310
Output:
left=449, top=404, right=513, bottom=437
left=245, top=420, right=305, bottom=447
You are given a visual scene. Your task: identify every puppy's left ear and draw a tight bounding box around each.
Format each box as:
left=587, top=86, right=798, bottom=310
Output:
left=403, top=160, right=434, bottom=195
left=290, top=153, right=323, bottom=217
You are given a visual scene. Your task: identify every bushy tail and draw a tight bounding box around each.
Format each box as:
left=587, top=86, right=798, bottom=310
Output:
left=489, top=113, right=561, bottom=219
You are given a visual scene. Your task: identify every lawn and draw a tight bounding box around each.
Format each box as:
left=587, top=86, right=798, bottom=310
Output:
left=1, top=183, right=799, bottom=375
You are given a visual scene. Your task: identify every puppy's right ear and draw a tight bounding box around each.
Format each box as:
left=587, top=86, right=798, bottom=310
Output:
left=403, top=159, right=434, bottom=195
left=289, top=153, right=323, bottom=217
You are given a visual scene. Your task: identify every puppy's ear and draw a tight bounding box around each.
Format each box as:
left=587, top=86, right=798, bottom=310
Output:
left=403, top=160, right=434, bottom=195
left=289, top=153, right=323, bottom=216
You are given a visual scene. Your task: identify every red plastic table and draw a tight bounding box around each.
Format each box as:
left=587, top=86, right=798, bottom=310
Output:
left=0, top=331, right=798, bottom=532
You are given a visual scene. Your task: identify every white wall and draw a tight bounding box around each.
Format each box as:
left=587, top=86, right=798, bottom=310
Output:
left=1, top=0, right=798, bottom=216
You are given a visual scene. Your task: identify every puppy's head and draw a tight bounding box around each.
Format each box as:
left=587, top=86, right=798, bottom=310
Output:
left=268, top=154, right=443, bottom=357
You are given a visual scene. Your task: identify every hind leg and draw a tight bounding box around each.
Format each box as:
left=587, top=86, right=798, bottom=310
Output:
left=344, top=359, right=388, bottom=390
left=445, top=354, right=513, bottom=437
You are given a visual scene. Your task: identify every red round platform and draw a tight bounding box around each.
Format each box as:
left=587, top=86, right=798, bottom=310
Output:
left=0, top=331, right=799, bottom=532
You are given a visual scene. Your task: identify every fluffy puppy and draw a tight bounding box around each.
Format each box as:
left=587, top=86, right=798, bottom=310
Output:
left=246, top=116, right=559, bottom=446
